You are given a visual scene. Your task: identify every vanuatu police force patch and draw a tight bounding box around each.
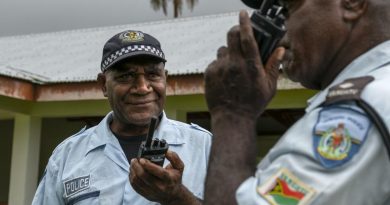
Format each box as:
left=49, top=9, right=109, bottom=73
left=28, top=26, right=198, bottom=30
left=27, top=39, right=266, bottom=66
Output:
left=257, top=168, right=316, bottom=205
left=313, top=106, right=371, bottom=168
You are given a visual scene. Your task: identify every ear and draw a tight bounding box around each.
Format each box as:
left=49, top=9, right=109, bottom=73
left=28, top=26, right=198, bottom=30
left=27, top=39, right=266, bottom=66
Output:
left=342, top=0, right=367, bottom=21
left=97, top=73, right=108, bottom=97
left=165, top=69, right=168, bottom=79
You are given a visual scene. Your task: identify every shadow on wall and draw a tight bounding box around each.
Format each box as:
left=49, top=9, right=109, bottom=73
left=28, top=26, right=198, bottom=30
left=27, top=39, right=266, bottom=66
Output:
left=37, top=117, right=103, bottom=181
left=0, top=119, right=14, bottom=205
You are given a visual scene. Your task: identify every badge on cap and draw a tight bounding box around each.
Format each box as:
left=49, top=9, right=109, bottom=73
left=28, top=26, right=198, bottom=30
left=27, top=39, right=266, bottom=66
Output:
left=119, top=31, right=144, bottom=42
left=313, top=106, right=371, bottom=168
left=257, top=168, right=316, bottom=205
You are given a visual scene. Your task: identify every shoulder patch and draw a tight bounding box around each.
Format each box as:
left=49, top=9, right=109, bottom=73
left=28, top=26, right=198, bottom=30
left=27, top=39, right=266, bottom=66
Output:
left=63, top=175, right=91, bottom=198
left=190, top=123, right=212, bottom=135
left=313, top=106, right=372, bottom=168
left=257, top=168, right=316, bottom=205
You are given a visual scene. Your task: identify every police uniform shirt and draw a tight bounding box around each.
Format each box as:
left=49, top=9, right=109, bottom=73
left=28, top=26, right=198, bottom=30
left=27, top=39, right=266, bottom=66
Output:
left=236, top=40, right=390, bottom=205
left=32, top=111, right=212, bottom=205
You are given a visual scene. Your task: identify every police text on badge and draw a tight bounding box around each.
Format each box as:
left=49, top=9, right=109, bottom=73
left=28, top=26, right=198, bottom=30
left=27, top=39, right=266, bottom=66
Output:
left=63, top=175, right=90, bottom=197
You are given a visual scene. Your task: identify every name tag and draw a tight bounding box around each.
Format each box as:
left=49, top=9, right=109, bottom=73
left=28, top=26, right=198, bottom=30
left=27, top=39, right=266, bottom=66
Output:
left=63, top=175, right=91, bottom=197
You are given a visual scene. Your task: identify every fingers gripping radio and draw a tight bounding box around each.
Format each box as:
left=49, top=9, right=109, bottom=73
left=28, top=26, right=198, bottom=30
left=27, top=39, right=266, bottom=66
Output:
left=137, top=116, right=169, bottom=166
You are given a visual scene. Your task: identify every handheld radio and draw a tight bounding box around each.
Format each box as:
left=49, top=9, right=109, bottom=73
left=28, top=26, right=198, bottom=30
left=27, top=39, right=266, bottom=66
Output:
left=137, top=116, right=169, bottom=166
left=242, top=0, right=286, bottom=62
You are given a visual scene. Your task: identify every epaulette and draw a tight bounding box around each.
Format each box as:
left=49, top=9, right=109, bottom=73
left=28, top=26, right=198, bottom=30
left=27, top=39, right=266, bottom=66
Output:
left=190, top=123, right=212, bottom=136
left=324, top=76, right=374, bottom=105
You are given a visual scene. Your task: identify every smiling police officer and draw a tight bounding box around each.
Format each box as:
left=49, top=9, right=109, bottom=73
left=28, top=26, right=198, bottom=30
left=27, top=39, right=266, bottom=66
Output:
left=203, top=0, right=390, bottom=204
left=32, top=30, right=211, bottom=205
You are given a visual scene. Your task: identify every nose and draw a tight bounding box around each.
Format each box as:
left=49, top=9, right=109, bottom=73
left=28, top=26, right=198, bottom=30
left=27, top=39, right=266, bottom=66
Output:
left=131, top=74, right=151, bottom=94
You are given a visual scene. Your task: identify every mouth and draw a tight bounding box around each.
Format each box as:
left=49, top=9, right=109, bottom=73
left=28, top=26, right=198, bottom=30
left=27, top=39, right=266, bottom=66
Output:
left=126, top=99, right=156, bottom=105
left=129, top=102, right=154, bottom=106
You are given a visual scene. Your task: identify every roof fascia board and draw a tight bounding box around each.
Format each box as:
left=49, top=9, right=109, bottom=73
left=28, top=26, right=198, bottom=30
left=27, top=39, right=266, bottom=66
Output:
left=0, top=74, right=207, bottom=102
left=0, top=74, right=305, bottom=102
left=0, top=75, right=35, bottom=100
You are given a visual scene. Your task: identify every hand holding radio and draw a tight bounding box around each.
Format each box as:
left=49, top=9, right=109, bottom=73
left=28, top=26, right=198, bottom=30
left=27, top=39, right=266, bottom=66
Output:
left=131, top=117, right=189, bottom=203
left=204, top=11, right=285, bottom=119
left=132, top=144, right=196, bottom=204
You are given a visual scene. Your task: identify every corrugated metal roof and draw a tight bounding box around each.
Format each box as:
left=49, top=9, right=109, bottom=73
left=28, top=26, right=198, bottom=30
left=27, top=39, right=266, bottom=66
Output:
left=0, top=12, right=240, bottom=84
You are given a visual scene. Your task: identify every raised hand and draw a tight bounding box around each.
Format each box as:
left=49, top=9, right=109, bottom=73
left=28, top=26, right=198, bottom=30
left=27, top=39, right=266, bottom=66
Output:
left=204, top=10, right=285, bottom=120
left=203, top=10, right=285, bottom=205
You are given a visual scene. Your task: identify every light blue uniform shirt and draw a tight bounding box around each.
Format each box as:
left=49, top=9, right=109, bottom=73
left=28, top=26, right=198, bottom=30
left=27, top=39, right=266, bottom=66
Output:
left=32, top=111, right=212, bottom=205
left=236, top=41, right=390, bottom=204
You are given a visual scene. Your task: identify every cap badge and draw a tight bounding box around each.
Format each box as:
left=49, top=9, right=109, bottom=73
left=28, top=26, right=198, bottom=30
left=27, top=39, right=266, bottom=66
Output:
left=119, top=31, right=144, bottom=42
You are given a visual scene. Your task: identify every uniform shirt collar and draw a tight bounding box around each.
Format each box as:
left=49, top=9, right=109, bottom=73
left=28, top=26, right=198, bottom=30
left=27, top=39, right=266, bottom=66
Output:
left=86, top=111, right=119, bottom=154
left=154, top=112, right=186, bottom=145
left=306, top=40, right=390, bottom=112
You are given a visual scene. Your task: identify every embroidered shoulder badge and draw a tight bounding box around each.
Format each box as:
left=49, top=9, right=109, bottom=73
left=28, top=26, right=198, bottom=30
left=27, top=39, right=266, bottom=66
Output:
left=313, top=106, right=371, bottom=168
left=257, top=168, right=316, bottom=205
left=63, top=175, right=91, bottom=197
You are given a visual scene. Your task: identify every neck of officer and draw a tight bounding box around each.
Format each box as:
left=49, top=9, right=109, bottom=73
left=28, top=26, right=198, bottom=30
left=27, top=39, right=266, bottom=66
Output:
left=320, top=9, right=390, bottom=89
left=110, top=119, right=156, bottom=139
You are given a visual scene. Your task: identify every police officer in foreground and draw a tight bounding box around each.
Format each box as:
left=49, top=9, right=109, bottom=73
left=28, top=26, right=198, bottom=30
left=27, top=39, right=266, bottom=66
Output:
left=32, top=30, right=211, bottom=204
left=203, top=0, right=390, bottom=204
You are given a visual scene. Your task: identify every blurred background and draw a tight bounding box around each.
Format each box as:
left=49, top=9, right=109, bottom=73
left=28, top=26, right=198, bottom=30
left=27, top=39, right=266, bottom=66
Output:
left=0, top=0, right=247, bottom=37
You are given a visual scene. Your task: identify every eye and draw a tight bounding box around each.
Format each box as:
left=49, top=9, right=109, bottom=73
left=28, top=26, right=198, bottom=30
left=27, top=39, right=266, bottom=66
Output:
left=115, top=73, right=135, bottom=82
left=149, top=73, right=158, bottom=78
left=145, top=65, right=164, bottom=80
left=146, top=71, right=163, bottom=81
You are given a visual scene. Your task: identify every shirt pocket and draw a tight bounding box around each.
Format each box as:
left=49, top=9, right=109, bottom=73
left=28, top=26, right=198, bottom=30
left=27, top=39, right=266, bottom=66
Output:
left=66, top=190, right=100, bottom=205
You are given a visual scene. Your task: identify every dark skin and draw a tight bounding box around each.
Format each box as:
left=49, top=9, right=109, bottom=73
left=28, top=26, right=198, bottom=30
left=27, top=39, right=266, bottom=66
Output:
left=203, top=11, right=285, bottom=205
left=131, top=151, right=201, bottom=205
left=204, top=0, right=390, bottom=204
left=97, top=56, right=200, bottom=205
left=98, top=57, right=167, bottom=136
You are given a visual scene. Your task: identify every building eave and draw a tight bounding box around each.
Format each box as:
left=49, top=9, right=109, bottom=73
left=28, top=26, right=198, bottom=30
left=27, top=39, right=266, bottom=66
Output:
left=0, top=75, right=35, bottom=100
left=0, top=74, right=304, bottom=102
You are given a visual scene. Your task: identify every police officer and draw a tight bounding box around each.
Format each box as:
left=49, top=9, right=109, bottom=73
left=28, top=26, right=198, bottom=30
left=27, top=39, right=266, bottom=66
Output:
left=32, top=30, right=211, bottom=204
left=203, top=0, right=390, bottom=204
